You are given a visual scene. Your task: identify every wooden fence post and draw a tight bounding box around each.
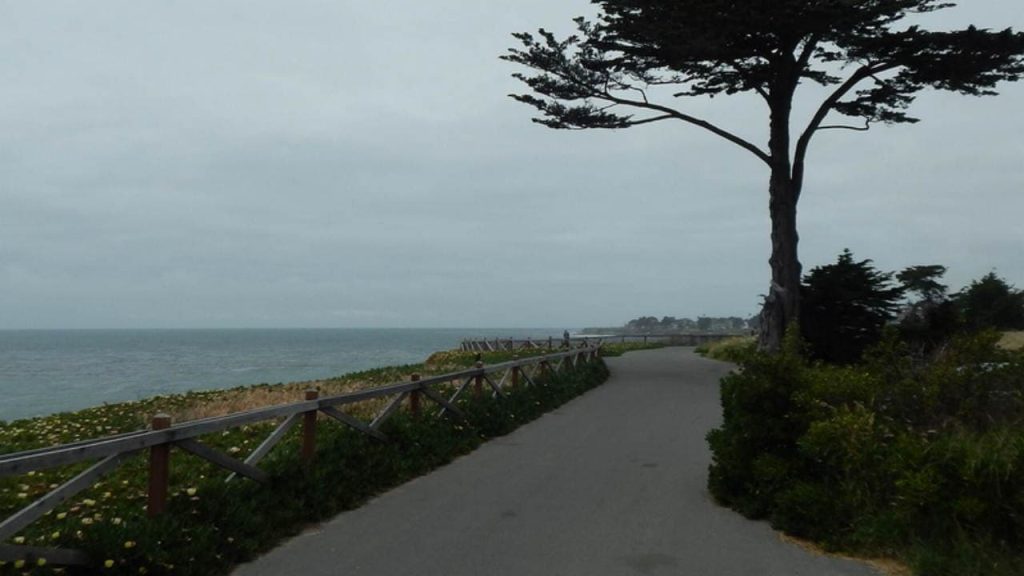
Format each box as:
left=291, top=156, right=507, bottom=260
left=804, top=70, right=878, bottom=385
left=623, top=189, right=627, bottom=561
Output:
left=409, top=373, right=422, bottom=417
left=547, top=336, right=553, bottom=351
left=147, top=413, right=171, bottom=518
left=474, top=361, right=484, bottom=397
left=511, top=356, right=520, bottom=389
left=301, top=389, right=319, bottom=464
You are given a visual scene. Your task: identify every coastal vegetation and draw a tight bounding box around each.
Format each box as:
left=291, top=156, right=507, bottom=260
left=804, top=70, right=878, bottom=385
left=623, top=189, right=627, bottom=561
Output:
left=695, top=336, right=756, bottom=363
left=706, top=255, right=1024, bottom=575
left=0, top=348, right=610, bottom=575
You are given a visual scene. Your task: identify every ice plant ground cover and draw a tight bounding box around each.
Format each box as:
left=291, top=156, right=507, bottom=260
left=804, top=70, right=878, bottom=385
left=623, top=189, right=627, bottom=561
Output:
left=0, top=345, right=649, bottom=575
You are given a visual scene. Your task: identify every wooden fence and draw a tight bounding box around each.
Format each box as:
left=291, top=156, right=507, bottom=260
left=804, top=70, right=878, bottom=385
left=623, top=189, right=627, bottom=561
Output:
left=461, top=333, right=745, bottom=352
left=0, top=346, right=601, bottom=567
left=462, top=336, right=651, bottom=352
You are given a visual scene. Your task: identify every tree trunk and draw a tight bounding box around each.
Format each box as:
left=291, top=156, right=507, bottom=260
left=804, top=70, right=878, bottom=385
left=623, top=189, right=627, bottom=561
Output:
left=758, top=169, right=801, bottom=351
left=758, top=86, right=802, bottom=352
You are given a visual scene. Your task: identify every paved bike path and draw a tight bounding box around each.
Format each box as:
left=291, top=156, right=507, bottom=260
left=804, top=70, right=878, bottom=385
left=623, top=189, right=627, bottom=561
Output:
left=234, top=348, right=879, bottom=576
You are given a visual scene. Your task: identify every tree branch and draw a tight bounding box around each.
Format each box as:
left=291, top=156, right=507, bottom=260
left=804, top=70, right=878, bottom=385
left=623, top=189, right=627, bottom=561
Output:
left=534, top=58, right=772, bottom=165
left=796, top=34, right=821, bottom=70
left=623, top=114, right=676, bottom=126
left=627, top=85, right=650, bottom=104
left=598, top=91, right=772, bottom=165
left=791, top=62, right=897, bottom=192
left=817, top=118, right=871, bottom=132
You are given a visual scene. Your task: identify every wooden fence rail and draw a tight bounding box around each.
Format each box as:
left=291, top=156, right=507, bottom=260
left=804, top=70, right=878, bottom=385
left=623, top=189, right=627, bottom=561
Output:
left=461, top=336, right=621, bottom=352
left=0, top=346, right=601, bottom=566
left=461, top=333, right=746, bottom=352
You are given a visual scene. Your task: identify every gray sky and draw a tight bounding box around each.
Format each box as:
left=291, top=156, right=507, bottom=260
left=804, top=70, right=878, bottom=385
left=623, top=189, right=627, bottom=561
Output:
left=2, top=1, right=1022, bottom=329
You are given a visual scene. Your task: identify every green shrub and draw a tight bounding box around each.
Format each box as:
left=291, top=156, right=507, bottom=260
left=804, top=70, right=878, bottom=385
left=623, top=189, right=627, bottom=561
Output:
left=707, top=328, right=1024, bottom=575
left=707, top=327, right=811, bottom=517
left=771, top=480, right=847, bottom=543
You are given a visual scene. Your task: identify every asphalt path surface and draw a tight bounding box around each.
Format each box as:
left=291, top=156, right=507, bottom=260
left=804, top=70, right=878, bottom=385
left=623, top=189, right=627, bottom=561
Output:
left=234, top=347, right=880, bottom=576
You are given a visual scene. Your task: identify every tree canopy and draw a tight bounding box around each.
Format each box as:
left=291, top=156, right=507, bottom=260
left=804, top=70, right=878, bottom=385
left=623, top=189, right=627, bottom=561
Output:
left=505, top=1, right=1024, bottom=144
left=504, top=1, right=1024, bottom=351
left=898, top=265, right=948, bottom=303
left=957, top=272, right=1024, bottom=331
left=800, top=249, right=904, bottom=363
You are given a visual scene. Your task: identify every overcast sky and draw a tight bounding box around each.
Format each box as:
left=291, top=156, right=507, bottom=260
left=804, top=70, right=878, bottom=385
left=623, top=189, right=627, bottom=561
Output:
left=1, top=1, right=1022, bottom=329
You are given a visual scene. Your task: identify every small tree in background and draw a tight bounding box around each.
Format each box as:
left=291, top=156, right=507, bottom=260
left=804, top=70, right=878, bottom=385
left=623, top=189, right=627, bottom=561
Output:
left=897, top=264, right=961, bottom=353
left=800, top=249, right=904, bottom=363
left=898, top=265, right=948, bottom=302
left=956, top=272, right=1024, bottom=331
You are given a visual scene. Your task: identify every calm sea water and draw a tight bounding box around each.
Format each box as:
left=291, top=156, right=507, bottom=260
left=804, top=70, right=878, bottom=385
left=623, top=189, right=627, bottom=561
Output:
left=0, top=328, right=564, bottom=422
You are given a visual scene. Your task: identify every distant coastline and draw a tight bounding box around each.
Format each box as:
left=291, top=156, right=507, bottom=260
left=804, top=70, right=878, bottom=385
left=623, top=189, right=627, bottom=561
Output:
left=581, top=314, right=756, bottom=336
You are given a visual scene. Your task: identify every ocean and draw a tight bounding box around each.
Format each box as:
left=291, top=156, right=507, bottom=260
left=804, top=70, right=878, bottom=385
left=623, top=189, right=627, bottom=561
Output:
left=0, top=328, right=565, bottom=423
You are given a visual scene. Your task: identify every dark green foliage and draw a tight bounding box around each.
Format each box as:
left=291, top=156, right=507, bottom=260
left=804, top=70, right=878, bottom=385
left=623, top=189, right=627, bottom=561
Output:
left=504, top=1, right=1024, bottom=132
left=800, top=249, right=904, bottom=364
left=707, top=329, right=810, bottom=518
left=899, top=299, right=962, bottom=353
left=896, top=264, right=963, bottom=355
left=707, top=329, right=1024, bottom=575
left=956, top=272, right=1024, bottom=331
left=899, top=265, right=949, bottom=302
left=626, top=316, right=661, bottom=332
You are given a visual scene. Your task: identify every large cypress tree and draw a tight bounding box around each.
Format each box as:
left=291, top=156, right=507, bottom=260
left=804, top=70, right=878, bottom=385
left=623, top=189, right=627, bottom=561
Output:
left=503, top=1, right=1024, bottom=351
